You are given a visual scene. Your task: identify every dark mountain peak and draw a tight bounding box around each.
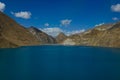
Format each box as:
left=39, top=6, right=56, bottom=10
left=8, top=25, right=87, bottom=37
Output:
left=57, top=32, right=66, bottom=37
left=28, top=26, right=43, bottom=33
left=56, top=32, right=67, bottom=43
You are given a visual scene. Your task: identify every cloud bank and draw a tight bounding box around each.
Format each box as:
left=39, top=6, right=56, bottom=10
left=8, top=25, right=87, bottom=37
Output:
left=0, top=2, right=5, bottom=12
left=112, top=17, right=119, bottom=21
left=60, top=19, right=72, bottom=26
left=40, top=27, right=62, bottom=37
left=11, top=11, right=32, bottom=19
left=44, top=23, right=49, bottom=27
left=40, top=27, right=85, bottom=37
left=111, top=4, right=120, bottom=12
left=95, top=23, right=104, bottom=27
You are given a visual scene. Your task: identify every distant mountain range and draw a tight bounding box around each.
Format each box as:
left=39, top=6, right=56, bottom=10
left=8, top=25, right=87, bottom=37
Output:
left=0, top=12, right=120, bottom=48
left=61, top=23, right=120, bottom=47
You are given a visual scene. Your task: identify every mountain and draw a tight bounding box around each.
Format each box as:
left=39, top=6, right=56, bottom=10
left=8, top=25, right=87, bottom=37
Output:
left=62, top=22, right=120, bottom=47
left=56, top=32, right=67, bottom=43
left=0, top=11, right=120, bottom=48
left=28, top=27, right=56, bottom=44
left=0, top=12, right=40, bottom=48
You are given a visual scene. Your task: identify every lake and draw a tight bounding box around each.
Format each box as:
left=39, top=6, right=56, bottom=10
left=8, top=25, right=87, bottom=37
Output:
left=0, top=46, right=120, bottom=80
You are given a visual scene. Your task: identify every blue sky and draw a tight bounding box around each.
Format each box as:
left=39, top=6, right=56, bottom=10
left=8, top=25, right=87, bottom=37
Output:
left=0, top=0, right=120, bottom=36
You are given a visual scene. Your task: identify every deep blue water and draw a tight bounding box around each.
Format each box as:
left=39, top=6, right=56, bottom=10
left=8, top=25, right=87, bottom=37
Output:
left=0, top=46, right=120, bottom=80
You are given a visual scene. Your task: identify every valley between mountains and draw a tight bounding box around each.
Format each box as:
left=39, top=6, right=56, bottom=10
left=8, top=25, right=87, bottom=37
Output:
left=0, top=12, right=120, bottom=48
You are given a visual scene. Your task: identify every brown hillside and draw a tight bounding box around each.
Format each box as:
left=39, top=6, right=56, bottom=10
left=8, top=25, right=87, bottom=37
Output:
left=56, top=32, right=67, bottom=43
left=62, top=22, right=120, bottom=48
left=0, top=12, right=40, bottom=48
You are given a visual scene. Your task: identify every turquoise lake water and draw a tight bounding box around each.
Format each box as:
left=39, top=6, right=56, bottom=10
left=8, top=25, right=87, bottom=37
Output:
left=0, top=46, right=120, bottom=80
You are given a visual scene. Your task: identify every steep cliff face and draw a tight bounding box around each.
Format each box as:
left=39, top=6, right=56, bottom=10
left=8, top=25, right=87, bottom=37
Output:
left=28, top=27, right=56, bottom=44
left=56, top=32, right=67, bottom=43
left=0, top=12, right=40, bottom=48
left=62, top=22, right=120, bottom=48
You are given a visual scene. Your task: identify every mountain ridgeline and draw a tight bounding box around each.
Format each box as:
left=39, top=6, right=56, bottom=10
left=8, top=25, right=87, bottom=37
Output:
left=0, top=12, right=56, bottom=48
left=56, top=32, right=67, bottom=43
left=0, top=12, right=120, bottom=48
left=61, top=23, right=120, bottom=47
left=28, top=27, right=56, bottom=44
left=0, top=12, right=40, bottom=48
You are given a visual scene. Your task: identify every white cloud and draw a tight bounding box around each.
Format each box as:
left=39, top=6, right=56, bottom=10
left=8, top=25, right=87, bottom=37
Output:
left=11, top=11, right=31, bottom=19
left=111, top=4, right=120, bottom=12
left=0, top=2, right=5, bottom=12
left=44, top=23, right=49, bottom=27
left=95, top=23, right=104, bottom=27
left=112, top=17, right=119, bottom=21
left=60, top=19, right=72, bottom=26
left=65, top=29, right=85, bottom=36
left=40, top=27, right=85, bottom=37
left=40, top=27, right=63, bottom=37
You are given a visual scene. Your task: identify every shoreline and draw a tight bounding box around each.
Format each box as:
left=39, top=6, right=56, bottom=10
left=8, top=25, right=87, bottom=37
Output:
left=24, top=44, right=120, bottom=49
left=0, top=44, right=119, bottom=49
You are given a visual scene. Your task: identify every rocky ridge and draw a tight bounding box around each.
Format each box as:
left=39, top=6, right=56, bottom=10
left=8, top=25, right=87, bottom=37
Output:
left=28, top=27, right=56, bottom=44
left=61, top=23, right=120, bottom=48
